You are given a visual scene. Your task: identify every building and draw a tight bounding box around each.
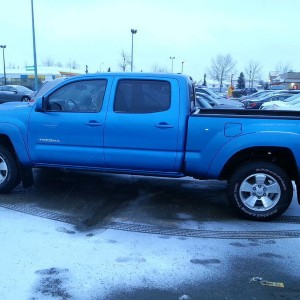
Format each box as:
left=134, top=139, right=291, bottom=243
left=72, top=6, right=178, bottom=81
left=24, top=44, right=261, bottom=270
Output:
left=270, top=71, right=300, bottom=90
left=0, top=66, right=83, bottom=90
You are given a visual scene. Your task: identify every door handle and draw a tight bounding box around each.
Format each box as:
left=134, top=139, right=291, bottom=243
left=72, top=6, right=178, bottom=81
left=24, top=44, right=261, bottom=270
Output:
left=155, top=122, right=174, bottom=129
left=85, top=121, right=103, bottom=127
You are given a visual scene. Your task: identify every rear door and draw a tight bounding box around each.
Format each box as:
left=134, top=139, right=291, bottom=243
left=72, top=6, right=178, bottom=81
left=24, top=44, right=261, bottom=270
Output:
left=104, top=77, right=182, bottom=173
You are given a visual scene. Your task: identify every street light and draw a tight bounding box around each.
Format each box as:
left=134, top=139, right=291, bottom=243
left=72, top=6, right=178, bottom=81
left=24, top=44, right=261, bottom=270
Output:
left=181, top=61, right=185, bottom=73
left=130, top=29, right=137, bottom=72
left=0, top=45, right=6, bottom=85
left=99, top=62, right=104, bottom=73
left=170, top=56, right=175, bottom=72
left=248, top=70, right=252, bottom=89
left=31, top=0, right=38, bottom=90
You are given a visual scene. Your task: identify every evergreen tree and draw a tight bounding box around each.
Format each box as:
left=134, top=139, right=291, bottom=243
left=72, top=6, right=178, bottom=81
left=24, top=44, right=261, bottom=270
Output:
left=237, top=72, right=246, bottom=89
left=202, top=73, right=207, bottom=86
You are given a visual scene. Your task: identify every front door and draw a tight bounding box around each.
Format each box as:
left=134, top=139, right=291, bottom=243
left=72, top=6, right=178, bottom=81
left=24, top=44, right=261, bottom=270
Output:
left=28, top=79, right=109, bottom=168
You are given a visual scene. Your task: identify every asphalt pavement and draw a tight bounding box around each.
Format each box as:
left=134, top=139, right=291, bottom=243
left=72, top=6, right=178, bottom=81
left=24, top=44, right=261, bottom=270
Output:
left=0, top=168, right=300, bottom=299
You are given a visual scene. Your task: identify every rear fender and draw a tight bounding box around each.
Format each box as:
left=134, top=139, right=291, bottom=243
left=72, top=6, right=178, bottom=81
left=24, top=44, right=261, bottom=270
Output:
left=208, top=132, right=300, bottom=178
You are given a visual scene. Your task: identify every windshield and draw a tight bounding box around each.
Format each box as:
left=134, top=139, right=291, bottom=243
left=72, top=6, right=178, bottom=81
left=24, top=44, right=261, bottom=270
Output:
left=282, top=94, right=300, bottom=102
left=15, top=86, right=32, bottom=92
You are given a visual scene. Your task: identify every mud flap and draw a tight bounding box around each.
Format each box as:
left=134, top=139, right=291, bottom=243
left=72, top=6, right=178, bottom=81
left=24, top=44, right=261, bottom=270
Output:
left=21, top=166, right=34, bottom=188
left=295, top=179, right=300, bottom=205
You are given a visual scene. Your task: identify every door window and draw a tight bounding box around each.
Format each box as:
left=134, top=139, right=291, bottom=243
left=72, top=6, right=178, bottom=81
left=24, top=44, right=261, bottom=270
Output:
left=114, top=79, right=171, bottom=113
left=46, top=79, right=107, bottom=112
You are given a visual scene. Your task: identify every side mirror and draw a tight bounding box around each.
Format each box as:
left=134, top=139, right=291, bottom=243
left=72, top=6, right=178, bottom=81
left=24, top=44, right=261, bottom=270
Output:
left=35, top=97, right=45, bottom=112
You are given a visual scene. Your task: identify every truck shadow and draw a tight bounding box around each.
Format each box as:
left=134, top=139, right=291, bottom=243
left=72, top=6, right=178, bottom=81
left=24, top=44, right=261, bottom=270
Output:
left=2, top=168, right=238, bottom=227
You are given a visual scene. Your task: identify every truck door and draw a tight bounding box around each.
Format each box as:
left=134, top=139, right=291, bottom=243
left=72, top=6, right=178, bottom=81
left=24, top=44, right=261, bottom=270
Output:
left=28, top=79, right=109, bottom=167
left=104, top=77, right=182, bottom=173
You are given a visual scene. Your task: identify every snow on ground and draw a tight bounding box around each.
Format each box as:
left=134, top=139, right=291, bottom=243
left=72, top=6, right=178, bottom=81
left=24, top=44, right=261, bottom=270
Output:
left=1, top=205, right=300, bottom=300
left=0, top=207, right=229, bottom=299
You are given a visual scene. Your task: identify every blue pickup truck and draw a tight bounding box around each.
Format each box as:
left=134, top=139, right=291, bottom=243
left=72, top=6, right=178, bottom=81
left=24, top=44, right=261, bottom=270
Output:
left=0, top=73, right=299, bottom=221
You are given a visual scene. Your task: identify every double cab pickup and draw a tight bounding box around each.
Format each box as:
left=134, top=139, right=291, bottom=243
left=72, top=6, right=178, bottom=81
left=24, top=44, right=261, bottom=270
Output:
left=0, top=73, right=299, bottom=221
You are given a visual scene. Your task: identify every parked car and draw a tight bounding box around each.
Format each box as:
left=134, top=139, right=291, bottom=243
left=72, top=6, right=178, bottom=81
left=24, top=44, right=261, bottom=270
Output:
left=239, top=90, right=273, bottom=102
left=260, top=94, right=300, bottom=110
left=195, top=96, right=213, bottom=109
left=277, top=102, right=300, bottom=111
left=244, top=93, right=293, bottom=109
left=0, top=85, right=34, bottom=104
left=232, top=87, right=258, bottom=98
left=196, top=92, right=244, bottom=108
left=195, top=86, right=226, bottom=99
left=33, top=77, right=67, bottom=100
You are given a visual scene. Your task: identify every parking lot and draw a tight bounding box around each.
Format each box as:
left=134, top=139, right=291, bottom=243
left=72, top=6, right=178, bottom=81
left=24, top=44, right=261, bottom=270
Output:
left=0, top=169, right=300, bottom=299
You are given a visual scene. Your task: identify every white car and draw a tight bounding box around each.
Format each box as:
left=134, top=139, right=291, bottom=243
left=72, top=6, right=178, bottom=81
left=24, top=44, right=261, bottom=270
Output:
left=277, top=102, right=300, bottom=111
left=260, top=94, right=300, bottom=110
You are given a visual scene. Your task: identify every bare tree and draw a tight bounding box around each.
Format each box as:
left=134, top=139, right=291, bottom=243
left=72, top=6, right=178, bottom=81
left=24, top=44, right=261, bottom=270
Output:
left=208, top=54, right=235, bottom=92
left=152, top=64, right=168, bottom=73
left=119, top=50, right=131, bottom=72
left=42, top=57, right=55, bottom=66
left=66, top=60, right=80, bottom=70
left=245, top=60, right=262, bottom=89
left=275, top=61, right=293, bottom=74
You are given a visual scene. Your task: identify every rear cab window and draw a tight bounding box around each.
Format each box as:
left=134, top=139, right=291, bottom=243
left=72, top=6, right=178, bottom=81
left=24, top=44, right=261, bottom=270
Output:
left=114, top=79, right=171, bottom=114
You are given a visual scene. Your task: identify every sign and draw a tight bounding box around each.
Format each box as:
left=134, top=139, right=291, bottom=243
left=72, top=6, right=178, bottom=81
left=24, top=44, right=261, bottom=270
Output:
left=26, top=65, right=35, bottom=71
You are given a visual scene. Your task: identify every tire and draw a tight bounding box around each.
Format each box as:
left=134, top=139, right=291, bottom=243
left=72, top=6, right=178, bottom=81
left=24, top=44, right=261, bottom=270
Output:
left=22, top=96, right=31, bottom=102
left=227, top=162, right=293, bottom=221
left=0, top=146, right=20, bottom=193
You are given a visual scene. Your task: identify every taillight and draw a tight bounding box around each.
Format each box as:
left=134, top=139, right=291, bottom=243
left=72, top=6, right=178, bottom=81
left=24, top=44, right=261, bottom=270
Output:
left=247, top=102, right=257, bottom=108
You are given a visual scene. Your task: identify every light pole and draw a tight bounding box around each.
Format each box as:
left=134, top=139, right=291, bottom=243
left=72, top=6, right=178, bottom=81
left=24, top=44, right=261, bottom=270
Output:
left=31, top=0, right=38, bottom=90
left=248, top=70, right=252, bottom=89
left=181, top=61, right=185, bottom=73
left=170, top=56, right=175, bottom=72
left=100, top=62, right=104, bottom=73
left=130, top=29, right=137, bottom=72
left=0, top=45, right=6, bottom=85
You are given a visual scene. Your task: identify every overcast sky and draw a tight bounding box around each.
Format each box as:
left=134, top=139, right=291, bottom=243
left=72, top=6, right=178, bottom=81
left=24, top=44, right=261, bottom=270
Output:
left=2, top=0, right=299, bottom=82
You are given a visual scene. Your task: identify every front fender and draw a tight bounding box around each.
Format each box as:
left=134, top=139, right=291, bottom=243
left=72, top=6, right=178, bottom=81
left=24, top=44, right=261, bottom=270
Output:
left=0, top=122, right=32, bottom=166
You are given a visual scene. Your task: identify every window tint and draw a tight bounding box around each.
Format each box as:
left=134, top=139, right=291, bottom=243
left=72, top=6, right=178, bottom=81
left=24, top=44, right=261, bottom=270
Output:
left=46, top=79, right=107, bottom=112
left=189, top=81, right=196, bottom=111
left=114, top=79, right=171, bottom=113
left=4, top=86, right=14, bottom=92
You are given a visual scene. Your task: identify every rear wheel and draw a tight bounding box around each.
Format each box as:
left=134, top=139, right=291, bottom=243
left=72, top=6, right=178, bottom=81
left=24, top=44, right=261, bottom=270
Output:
left=22, top=96, right=31, bottom=102
left=0, top=147, right=20, bottom=193
left=227, top=162, right=293, bottom=221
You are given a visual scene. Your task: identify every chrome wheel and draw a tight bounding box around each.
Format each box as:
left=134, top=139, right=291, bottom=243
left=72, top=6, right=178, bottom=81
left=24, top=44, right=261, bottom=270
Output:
left=228, top=162, right=293, bottom=221
left=239, top=173, right=281, bottom=211
left=0, top=155, right=8, bottom=184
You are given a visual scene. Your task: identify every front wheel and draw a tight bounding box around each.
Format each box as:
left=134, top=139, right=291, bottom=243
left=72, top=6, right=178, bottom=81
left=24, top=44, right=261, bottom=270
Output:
left=0, top=147, right=20, bottom=193
left=227, top=162, right=293, bottom=221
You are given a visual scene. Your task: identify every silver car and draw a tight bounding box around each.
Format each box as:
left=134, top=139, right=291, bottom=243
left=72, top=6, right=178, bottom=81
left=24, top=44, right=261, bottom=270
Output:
left=0, top=85, right=34, bottom=104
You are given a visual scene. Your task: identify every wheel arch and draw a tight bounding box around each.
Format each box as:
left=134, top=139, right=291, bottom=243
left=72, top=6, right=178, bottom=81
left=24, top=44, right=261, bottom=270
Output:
left=219, top=146, right=298, bottom=181
left=0, top=134, right=17, bottom=158
left=0, top=134, right=34, bottom=189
